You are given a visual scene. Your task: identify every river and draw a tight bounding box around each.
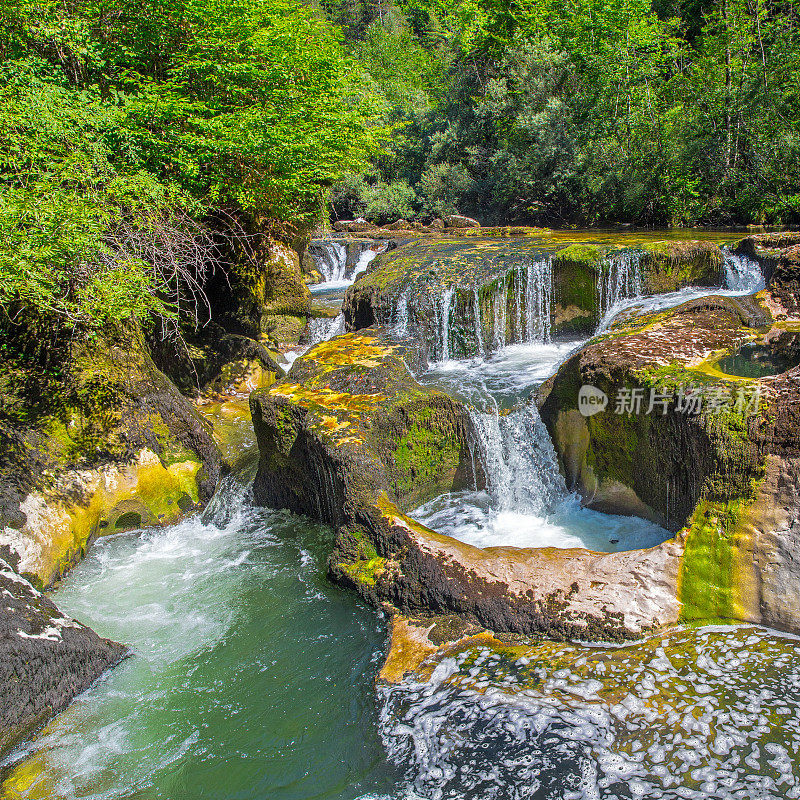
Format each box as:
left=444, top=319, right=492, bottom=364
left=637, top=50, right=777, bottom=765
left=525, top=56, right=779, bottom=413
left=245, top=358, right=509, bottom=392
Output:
left=3, top=232, right=799, bottom=799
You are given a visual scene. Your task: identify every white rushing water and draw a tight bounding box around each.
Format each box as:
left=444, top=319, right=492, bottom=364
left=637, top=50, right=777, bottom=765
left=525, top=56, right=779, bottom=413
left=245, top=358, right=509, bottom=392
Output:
left=428, top=258, right=554, bottom=361
left=415, top=340, right=671, bottom=553
left=596, top=248, right=765, bottom=332
left=414, top=246, right=766, bottom=553
left=308, top=240, right=388, bottom=290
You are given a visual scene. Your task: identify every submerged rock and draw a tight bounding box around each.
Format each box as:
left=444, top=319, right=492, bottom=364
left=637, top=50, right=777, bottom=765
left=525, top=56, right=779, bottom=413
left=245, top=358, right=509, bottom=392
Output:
left=0, top=558, right=127, bottom=759
left=539, top=288, right=800, bottom=632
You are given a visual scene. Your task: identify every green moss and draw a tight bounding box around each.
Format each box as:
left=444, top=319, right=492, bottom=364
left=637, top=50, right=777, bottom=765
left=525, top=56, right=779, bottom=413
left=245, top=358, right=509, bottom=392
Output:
left=392, top=408, right=462, bottom=504
left=584, top=411, right=645, bottom=488
left=679, top=495, right=755, bottom=623
left=337, top=556, right=387, bottom=586
left=553, top=244, right=603, bottom=271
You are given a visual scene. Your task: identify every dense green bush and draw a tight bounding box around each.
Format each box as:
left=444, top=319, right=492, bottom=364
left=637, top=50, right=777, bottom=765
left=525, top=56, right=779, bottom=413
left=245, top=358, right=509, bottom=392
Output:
left=0, top=0, right=385, bottom=330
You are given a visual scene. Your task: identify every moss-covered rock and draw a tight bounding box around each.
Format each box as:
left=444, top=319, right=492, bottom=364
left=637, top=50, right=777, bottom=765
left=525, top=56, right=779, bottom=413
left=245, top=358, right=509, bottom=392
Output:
left=638, top=240, right=724, bottom=292
left=735, top=232, right=800, bottom=315
left=251, top=329, right=685, bottom=641
left=344, top=237, right=734, bottom=352
left=0, top=323, right=222, bottom=586
left=539, top=288, right=800, bottom=631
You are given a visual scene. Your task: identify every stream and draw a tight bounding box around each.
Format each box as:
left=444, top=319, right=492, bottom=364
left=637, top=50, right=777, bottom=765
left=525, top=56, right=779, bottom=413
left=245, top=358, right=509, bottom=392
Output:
left=3, top=233, right=799, bottom=800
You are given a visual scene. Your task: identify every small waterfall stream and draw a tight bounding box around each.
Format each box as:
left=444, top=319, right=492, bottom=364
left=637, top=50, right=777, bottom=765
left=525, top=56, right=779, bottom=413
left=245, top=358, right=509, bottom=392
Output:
left=307, top=240, right=388, bottom=288
left=414, top=244, right=765, bottom=553
left=429, top=257, right=554, bottom=361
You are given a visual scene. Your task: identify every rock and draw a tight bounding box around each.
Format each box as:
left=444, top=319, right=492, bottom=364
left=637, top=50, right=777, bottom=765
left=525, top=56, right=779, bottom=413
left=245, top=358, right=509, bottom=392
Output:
left=0, top=558, right=127, bottom=758
left=343, top=238, right=565, bottom=361
left=735, top=232, right=800, bottom=314
left=638, top=240, right=724, bottom=292
left=343, top=237, right=734, bottom=356
left=250, top=329, right=685, bottom=641
left=384, top=219, right=411, bottom=231
left=444, top=215, right=480, bottom=229
left=429, top=218, right=445, bottom=230
left=332, top=220, right=374, bottom=233
left=539, top=289, right=800, bottom=632
left=0, top=324, right=223, bottom=586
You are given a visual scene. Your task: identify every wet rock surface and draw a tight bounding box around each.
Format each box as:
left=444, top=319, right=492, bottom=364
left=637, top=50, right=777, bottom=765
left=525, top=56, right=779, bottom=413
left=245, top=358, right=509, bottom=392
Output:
left=251, top=329, right=684, bottom=640
left=0, top=325, right=223, bottom=586
left=343, top=236, right=734, bottom=357
left=539, top=288, right=800, bottom=632
left=0, top=559, right=127, bottom=759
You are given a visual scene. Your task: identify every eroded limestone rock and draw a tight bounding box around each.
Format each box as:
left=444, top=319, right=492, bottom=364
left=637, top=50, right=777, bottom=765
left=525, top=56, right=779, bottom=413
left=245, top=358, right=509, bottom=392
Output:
left=539, top=289, right=800, bottom=632
left=251, top=329, right=684, bottom=640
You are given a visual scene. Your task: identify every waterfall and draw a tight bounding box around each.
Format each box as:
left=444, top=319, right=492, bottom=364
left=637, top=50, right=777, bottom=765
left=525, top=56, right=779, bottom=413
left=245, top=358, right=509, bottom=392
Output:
left=307, top=240, right=388, bottom=285
left=394, top=292, right=410, bottom=337
left=309, top=242, right=347, bottom=283
left=597, top=251, right=643, bottom=319
left=470, top=406, right=569, bottom=515
left=473, top=288, right=485, bottom=357
left=524, top=257, right=552, bottom=343
left=307, top=314, right=344, bottom=344
left=352, top=241, right=389, bottom=280
left=723, top=248, right=765, bottom=292
left=439, top=289, right=455, bottom=361
left=491, top=285, right=507, bottom=352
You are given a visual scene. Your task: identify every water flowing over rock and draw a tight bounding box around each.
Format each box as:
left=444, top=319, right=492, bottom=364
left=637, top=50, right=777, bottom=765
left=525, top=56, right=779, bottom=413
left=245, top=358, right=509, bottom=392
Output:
left=469, top=406, right=568, bottom=515
left=305, top=239, right=390, bottom=286
left=250, top=329, right=683, bottom=641
left=539, top=285, right=800, bottom=632
left=344, top=237, right=740, bottom=361
left=0, top=325, right=223, bottom=587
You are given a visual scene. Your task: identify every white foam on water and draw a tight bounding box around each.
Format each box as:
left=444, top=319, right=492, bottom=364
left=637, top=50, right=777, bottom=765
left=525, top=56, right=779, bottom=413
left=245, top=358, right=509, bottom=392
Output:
left=379, top=625, right=800, bottom=800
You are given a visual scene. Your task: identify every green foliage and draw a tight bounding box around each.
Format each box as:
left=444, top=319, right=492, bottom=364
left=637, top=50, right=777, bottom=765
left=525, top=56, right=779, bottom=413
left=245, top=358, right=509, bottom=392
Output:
left=0, top=0, right=385, bottom=330
left=362, top=180, right=416, bottom=222
left=334, top=0, right=800, bottom=226
left=418, top=162, right=474, bottom=217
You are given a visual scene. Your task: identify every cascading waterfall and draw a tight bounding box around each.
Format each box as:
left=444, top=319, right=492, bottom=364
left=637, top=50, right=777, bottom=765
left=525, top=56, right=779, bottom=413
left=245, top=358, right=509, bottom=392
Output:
left=308, top=240, right=388, bottom=286
left=309, top=241, right=348, bottom=283
left=723, top=248, right=765, bottom=292
left=472, top=288, right=486, bottom=357
left=351, top=241, right=388, bottom=280
left=432, top=257, right=553, bottom=361
left=525, top=257, right=552, bottom=342
left=469, top=406, right=569, bottom=516
left=307, top=314, right=344, bottom=344
left=597, top=250, right=643, bottom=319
left=439, top=289, right=455, bottom=361
left=394, top=292, right=410, bottom=337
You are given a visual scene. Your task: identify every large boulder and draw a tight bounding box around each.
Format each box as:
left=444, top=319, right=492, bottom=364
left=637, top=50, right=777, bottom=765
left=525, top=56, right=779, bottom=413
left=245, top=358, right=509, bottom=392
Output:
left=0, top=558, right=127, bottom=758
left=251, top=330, right=685, bottom=641
left=445, top=215, right=480, bottom=229
left=0, top=324, right=222, bottom=586
left=539, top=290, right=800, bottom=630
